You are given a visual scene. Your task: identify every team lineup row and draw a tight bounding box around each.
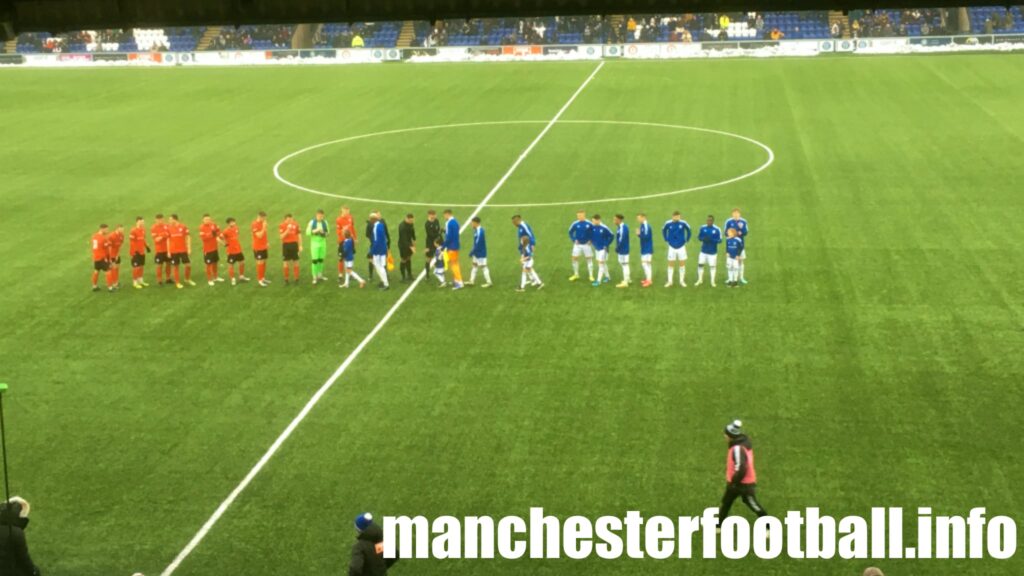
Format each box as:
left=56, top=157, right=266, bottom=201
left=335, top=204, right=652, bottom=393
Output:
left=88, top=207, right=750, bottom=292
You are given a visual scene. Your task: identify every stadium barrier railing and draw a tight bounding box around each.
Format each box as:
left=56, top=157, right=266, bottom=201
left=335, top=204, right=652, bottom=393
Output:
left=3, top=33, right=1024, bottom=67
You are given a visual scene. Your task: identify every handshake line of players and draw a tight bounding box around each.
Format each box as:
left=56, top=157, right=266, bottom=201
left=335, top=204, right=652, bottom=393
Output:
left=88, top=206, right=749, bottom=292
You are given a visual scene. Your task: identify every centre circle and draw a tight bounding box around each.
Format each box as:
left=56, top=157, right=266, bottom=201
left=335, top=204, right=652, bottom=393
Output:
left=272, top=120, right=774, bottom=208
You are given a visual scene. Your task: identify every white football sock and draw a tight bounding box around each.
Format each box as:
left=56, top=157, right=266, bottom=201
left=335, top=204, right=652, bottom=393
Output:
left=375, top=263, right=389, bottom=287
left=667, top=267, right=674, bottom=284
left=679, top=265, right=686, bottom=285
left=483, top=267, right=492, bottom=284
left=739, top=261, right=745, bottom=281
left=643, top=262, right=652, bottom=281
left=622, top=264, right=630, bottom=281
left=470, top=267, right=477, bottom=283
left=521, top=272, right=528, bottom=289
left=697, top=265, right=705, bottom=282
left=587, top=260, right=594, bottom=277
left=710, top=265, right=717, bottom=284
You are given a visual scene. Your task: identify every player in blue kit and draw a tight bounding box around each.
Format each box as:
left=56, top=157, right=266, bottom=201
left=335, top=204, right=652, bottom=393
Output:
left=467, top=216, right=492, bottom=288
left=695, top=215, right=722, bottom=288
left=512, top=214, right=536, bottom=249
left=339, top=229, right=366, bottom=289
left=725, top=228, right=745, bottom=287
left=636, top=213, right=654, bottom=288
left=613, top=214, right=631, bottom=288
left=724, top=208, right=749, bottom=285
left=517, top=234, right=543, bottom=292
left=662, top=211, right=692, bottom=288
left=568, top=210, right=594, bottom=282
left=431, top=238, right=447, bottom=287
left=590, top=214, right=614, bottom=287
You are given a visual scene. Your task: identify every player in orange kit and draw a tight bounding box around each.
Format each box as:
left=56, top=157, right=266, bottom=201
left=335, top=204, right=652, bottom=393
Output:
left=167, top=214, right=196, bottom=289
left=222, top=217, right=249, bottom=286
left=91, top=224, right=112, bottom=292
left=252, top=211, right=271, bottom=287
left=107, top=224, right=125, bottom=290
left=128, top=216, right=150, bottom=289
left=199, top=214, right=225, bottom=287
left=336, top=205, right=356, bottom=282
left=151, top=213, right=172, bottom=285
left=279, top=214, right=302, bottom=285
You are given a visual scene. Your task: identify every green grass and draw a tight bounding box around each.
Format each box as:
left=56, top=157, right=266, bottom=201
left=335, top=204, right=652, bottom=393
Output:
left=0, top=55, right=1022, bottom=575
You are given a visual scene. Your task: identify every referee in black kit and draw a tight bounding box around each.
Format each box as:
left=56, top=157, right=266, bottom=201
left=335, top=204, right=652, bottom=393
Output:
left=397, top=213, right=416, bottom=282
left=423, top=209, right=443, bottom=273
left=719, top=420, right=768, bottom=523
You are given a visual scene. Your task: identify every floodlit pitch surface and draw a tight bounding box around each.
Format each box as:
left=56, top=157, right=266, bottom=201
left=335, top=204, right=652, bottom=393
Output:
left=1, top=56, right=1022, bottom=575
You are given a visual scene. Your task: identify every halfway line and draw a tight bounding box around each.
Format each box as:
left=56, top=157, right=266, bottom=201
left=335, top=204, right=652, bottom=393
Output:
left=158, top=60, right=604, bottom=576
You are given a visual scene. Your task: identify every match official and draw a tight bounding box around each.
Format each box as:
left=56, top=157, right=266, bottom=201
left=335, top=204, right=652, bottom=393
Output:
left=348, top=512, right=398, bottom=576
left=397, top=213, right=416, bottom=282
left=720, top=420, right=768, bottom=522
left=423, top=209, right=442, bottom=273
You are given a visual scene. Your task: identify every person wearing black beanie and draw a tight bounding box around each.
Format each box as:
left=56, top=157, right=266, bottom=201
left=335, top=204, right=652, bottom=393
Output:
left=720, top=420, right=768, bottom=523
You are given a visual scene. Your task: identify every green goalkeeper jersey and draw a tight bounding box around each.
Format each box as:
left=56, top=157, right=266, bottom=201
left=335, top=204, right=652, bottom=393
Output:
left=307, top=218, right=328, bottom=248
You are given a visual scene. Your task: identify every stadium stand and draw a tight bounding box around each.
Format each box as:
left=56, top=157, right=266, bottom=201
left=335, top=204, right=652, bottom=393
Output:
left=16, top=28, right=203, bottom=53
left=12, top=8, right=1023, bottom=53
left=315, top=22, right=400, bottom=48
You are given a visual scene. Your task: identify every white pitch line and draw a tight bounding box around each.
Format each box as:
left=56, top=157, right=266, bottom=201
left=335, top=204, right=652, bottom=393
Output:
left=272, top=119, right=774, bottom=209
left=158, top=60, right=604, bottom=576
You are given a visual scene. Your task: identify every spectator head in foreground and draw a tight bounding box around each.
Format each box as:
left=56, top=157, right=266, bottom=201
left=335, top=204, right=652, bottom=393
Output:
left=863, top=569, right=885, bottom=576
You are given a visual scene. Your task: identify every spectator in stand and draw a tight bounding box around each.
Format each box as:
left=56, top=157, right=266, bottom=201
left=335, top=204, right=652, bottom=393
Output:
left=830, top=21, right=840, bottom=38
left=851, top=19, right=861, bottom=38
left=1004, top=10, right=1015, bottom=31
left=755, top=14, right=765, bottom=34
left=769, top=27, right=784, bottom=40
left=351, top=33, right=364, bottom=48
left=719, top=14, right=731, bottom=30
left=920, top=21, right=930, bottom=36
left=626, top=16, right=637, bottom=35
left=985, top=17, right=995, bottom=34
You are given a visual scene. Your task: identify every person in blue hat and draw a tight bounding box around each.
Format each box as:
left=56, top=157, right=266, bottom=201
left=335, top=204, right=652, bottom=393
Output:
left=348, top=512, right=398, bottom=576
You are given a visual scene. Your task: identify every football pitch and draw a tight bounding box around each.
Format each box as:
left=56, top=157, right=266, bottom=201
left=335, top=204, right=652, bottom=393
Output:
left=1, top=54, right=1023, bottom=575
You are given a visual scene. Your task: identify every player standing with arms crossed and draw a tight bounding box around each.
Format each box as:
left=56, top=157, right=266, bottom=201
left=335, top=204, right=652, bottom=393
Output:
left=442, top=209, right=464, bottom=290
left=222, top=217, right=249, bottom=286
left=613, top=214, right=630, bottom=288
left=279, top=214, right=302, bottom=285
left=636, top=213, right=654, bottom=288
left=199, top=214, right=224, bottom=286
left=467, top=216, right=492, bottom=288
left=167, top=214, right=195, bottom=289
left=662, top=211, right=692, bottom=288
left=695, top=215, right=722, bottom=288
left=90, top=224, right=112, bottom=292
left=590, top=214, right=613, bottom=287
left=150, top=213, right=171, bottom=285
left=129, top=217, right=150, bottom=289
left=724, top=208, right=749, bottom=285
left=252, top=211, right=271, bottom=287
left=307, top=209, right=329, bottom=285
left=568, top=210, right=594, bottom=282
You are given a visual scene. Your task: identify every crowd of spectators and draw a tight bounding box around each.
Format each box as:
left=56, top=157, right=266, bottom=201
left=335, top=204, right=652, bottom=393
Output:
left=207, top=25, right=292, bottom=50
left=624, top=13, right=783, bottom=42
left=19, top=29, right=140, bottom=52
left=421, top=15, right=615, bottom=47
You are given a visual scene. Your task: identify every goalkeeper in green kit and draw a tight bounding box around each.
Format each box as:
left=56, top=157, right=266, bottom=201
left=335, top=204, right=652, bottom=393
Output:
left=307, top=209, right=329, bottom=285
